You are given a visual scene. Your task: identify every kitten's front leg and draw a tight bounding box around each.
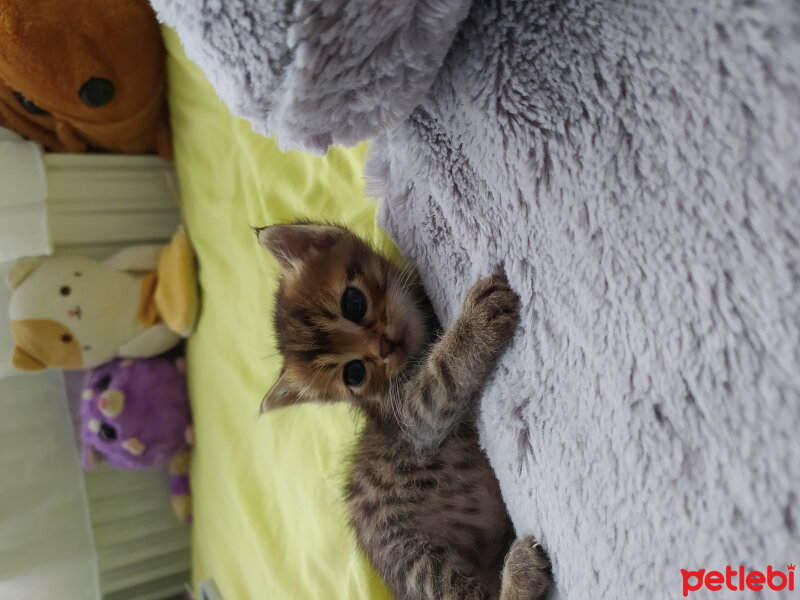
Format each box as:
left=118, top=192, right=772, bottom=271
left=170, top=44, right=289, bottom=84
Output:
left=499, top=536, right=553, bottom=600
left=400, top=274, right=520, bottom=455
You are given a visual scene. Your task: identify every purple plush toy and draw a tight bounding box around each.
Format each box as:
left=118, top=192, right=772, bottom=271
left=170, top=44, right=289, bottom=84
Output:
left=81, top=355, right=193, bottom=521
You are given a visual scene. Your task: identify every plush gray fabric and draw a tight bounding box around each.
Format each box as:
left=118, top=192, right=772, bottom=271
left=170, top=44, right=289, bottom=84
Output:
left=152, top=0, right=471, bottom=153
left=158, top=0, right=800, bottom=596
left=370, top=1, right=800, bottom=597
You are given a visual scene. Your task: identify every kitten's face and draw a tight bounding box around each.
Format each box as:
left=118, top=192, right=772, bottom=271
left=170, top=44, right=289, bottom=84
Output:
left=258, top=224, right=433, bottom=413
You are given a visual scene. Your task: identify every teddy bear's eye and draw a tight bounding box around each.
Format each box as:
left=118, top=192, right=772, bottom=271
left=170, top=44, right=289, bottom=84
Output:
left=96, top=375, right=112, bottom=392
left=79, top=78, right=115, bottom=107
left=12, top=91, right=50, bottom=116
left=61, top=334, right=72, bottom=343
left=60, top=286, right=71, bottom=296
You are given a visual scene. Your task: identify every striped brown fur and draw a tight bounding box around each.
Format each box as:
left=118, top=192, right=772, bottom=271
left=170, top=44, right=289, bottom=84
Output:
left=257, top=223, right=552, bottom=599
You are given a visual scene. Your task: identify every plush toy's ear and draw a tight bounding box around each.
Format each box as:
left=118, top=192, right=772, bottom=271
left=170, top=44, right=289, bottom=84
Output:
left=104, top=245, right=163, bottom=273
left=260, top=369, right=305, bottom=413
left=5, top=257, right=43, bottom=289
left=11, top=345, right=46, bottom=371
left=0, top=3, right=20, bottom=37
left=83, top=446, right=106, bottom=469
left=255, top=224, right=342, bottom=270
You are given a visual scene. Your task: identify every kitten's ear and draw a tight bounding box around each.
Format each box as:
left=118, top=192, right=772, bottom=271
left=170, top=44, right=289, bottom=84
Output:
left=255, top=224, right=341, bottom=270
left=260, top=369, right=304, bottom=413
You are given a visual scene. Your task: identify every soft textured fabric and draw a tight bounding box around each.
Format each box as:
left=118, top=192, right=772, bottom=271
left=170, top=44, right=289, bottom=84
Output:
left=160, top=0, right=800, bottom=597
left=163, top=29, right=392, bottom=599
left=0, top=370, right=100, bottom=600
left=369, top=1, right=800, bottom=597
left=0, top=128, right=49, bottom=263
left=152, top=0, right=471, bottom=154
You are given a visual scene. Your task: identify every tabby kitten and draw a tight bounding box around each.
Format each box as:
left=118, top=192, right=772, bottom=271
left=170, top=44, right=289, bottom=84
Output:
left=256, top=223, right=552, bottom=600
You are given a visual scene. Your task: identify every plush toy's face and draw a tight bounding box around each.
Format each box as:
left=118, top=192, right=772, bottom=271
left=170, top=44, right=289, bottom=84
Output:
left=7, top=256, right=131, bottom=370
left=0, top=0, right=167, bottom=153
left=81, top=357, right=190, bottom=470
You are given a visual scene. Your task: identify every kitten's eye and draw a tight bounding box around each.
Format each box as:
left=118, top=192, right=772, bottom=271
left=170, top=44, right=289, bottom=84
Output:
left=98, top=423, right=117, bottom=442
left=96, top=375, right=112, bottom=392
left=341, top=287, right=367, bottom=323
left=61, top=334, right=72, bottom=343
left=343, top=360, right=366, bottom=387
left=60, top=286, right=71, bottom=296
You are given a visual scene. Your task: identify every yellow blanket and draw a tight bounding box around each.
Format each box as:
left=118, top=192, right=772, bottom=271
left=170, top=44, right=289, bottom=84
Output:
left=164, top=28, right=393, bottom=599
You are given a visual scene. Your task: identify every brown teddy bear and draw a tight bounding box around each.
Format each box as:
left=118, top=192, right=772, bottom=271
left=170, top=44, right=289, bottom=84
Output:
left=0, top=0, right=172, bottom=158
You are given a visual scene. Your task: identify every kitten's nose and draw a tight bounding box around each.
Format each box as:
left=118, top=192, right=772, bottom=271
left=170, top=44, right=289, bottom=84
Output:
left=379, top=334, right=396, bottom=359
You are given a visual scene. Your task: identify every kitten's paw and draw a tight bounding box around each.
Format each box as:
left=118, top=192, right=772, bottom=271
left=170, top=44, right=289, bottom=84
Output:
left=463, top=274, right=521, bottom=345
left=500, top=536, right=552, bottom=600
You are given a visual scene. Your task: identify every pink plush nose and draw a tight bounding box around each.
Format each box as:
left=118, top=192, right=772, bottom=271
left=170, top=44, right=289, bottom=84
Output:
left=97, top=390, right=125, bottom=417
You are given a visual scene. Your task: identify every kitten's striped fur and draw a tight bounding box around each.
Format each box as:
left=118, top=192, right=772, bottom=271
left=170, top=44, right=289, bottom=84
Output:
left=257, top=223, right=552, bottom=599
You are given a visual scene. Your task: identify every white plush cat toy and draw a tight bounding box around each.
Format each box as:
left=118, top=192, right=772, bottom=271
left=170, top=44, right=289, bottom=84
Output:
left=6, top=231, right=196, bottom=371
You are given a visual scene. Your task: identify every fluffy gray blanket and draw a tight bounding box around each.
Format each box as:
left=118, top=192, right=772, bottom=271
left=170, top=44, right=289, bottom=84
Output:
left=154, top=0, right=800, bottom=597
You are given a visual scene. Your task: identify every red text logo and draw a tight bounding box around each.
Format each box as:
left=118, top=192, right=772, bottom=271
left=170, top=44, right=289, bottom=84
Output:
left=681, top=564, right=795, bottom=596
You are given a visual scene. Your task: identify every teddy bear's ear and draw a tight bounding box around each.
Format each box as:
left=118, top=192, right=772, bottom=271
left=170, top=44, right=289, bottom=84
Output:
left=5, top=257, right=43, bottom=289
left=0, top=3, right=20, bottom=37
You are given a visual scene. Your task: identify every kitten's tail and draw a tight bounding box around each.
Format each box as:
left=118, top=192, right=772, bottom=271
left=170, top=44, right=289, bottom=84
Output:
left=169, top=448, right=192, bottom=522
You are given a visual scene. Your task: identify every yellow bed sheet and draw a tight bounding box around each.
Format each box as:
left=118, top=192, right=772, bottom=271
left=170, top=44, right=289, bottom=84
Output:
left=164, top=28, right=393, bottom=600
